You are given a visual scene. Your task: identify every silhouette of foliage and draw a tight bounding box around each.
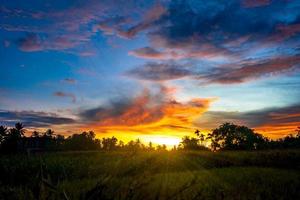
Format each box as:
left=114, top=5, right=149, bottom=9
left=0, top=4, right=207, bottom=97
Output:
left=64, top=131, right=100, bottom=150
left=180, top=136, right=208, bottom=150
left=206, top=123, right=267, bottom=151
left=0, top=125, right=8, bottom=144
left=101, top=136, right=118, bottom=150
left=0, top=122, right=300, bottom=154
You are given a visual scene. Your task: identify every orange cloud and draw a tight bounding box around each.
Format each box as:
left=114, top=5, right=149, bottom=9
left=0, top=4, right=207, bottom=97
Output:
left=79, top=86, right=214, bottom=143
left=256, top=122, right=300, bottom=138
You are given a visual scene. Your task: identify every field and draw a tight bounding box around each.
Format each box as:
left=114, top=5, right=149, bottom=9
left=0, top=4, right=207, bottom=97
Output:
left=1, top=150, right=300, bottom=200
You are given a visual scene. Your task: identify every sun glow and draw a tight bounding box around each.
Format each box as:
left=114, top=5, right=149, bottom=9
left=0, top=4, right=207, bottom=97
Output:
left=140, top=135, right=181, bottom=148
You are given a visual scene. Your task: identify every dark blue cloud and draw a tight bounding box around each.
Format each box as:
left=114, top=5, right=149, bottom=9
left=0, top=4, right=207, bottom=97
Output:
left=0, top=110, right=76, bottom=128
left=149, top=0, right=300, bottom=48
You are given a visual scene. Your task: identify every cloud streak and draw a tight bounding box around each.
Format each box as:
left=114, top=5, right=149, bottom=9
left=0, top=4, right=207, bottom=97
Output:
left=125, top=55, right=300, bottom=84
left=53, top=91, right=76, bottom=103
left=125, top=62, right=193, bottom=81
left=0, top=110, right=75, bottom=128
left=201, top=56, right=300, bottom=84
left=62, top=78, right=76, bottom=84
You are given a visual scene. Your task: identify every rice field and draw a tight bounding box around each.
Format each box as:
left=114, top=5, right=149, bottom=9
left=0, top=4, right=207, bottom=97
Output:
left=0, top=150, right=300, bottom=200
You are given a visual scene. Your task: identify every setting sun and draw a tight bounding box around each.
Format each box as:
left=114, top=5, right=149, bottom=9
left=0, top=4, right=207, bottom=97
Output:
left=140, top=135, right=181, bottom=148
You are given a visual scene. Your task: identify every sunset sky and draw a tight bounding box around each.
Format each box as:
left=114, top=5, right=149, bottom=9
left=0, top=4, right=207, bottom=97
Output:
left=1, top=0, right=300, bottom=146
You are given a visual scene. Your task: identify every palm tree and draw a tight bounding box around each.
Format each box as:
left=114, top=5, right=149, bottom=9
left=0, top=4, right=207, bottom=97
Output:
left=195, top=129, right=206, bottom=146
left=15, top=122, right=25, bottom=137
left=195, top=129, right=200, bottom=136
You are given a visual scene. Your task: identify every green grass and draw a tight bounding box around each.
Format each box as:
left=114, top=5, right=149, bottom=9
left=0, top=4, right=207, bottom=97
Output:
left=1, top=150, right=300, bottom=199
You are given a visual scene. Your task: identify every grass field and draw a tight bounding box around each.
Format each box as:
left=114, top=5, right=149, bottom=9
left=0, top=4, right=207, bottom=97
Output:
left=1, top=150, right=300, bottom=200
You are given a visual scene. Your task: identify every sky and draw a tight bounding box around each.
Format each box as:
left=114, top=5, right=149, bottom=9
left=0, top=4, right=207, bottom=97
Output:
left=1, top=0, right=300, bottom=146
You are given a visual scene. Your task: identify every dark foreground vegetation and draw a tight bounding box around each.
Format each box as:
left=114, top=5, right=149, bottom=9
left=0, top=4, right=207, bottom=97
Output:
left=1, top=123, right=300, bottom=199
left=0, top=150, right=300, bottom=200
left=1, top=122, right=300, bottom=153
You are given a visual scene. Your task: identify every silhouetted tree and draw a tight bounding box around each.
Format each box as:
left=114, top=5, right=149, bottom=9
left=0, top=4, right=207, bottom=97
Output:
left=207, top=123, right=266, bottom=151
left=267, top=129, right=300, bottom=149
left=43, top=129, right=54, bottom=138
left=15, top=122, right=25, bottom=136
left=147, top=142, right=155, bottom=151
left=118, top=140, right=125, bottom=149
left=180, top=136, right=208, bottom=150
left=64, top=131, right=101, bottom=150
left=195, top=129, right=205, bottom=146
left=0, top=125, right=8, bottom=144
left=180, top=136, right=199, bottom=150
left=1, top=123, right=25, bottom=153
left=1, top=122, right=300, bottom=153
left=102, top=137, right=118, bottom=150
left=171, top=145, right=177, bottom=151
left=31, top=131, right=40, bottom=138
left=156, top=144, right=167, bottom=151
left=123, top=139, right=145, bottom=151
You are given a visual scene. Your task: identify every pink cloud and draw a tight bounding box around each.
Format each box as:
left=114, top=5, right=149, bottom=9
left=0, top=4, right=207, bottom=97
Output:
left=204, top=56, right=300, bottom=84
left=129, top=44, right=234, bottom=61
left=117, top=3, right=166, bottom=39
left=242, top=0, right=271, bottom=8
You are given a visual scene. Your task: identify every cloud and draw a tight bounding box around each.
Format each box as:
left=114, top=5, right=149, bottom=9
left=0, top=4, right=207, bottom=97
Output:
left=242, top=0, right=271, bottom=8
left=0, top=110, right=75, bottom=128
left=125, top=62, right=193, bottom=81
left=53, top=91, right=76, bottom=103
left=93, top=16, right=130, bottom=35
left=129, top=45, right=234, bottom=60
left=3, top=40, right=10, bottom=47
left=1, top=0, right=143, bottom=52
left=117, top=3, right=167, bottom=38
left=18, top=33, right=93, bottom=52
left=200, top=56, right=300, bottom=84
left=129, top=47, right=169, bottom=60
left=18, top=34, right=43, bottom=52
left=149, top=0, right=300, bottom=47
left=195, top=103, right=300, bottom=138
left=62, top=78, right=76, bottom=84
left=2, top=0, right=300, bottom=56
left=123, top=0, right=300, bottom=63
left=80, top=89, right=164, bottom=126
left=123, top=0, right=300, bottom=87
left=125, top=55, right=300, bottom=84
left=78, top=50, right=96, bottom=57
left=267, top=23, right=300, bottom=43
left=2, top=2, right=100, bottom=52
left=79, top=85, right=213, bottom=135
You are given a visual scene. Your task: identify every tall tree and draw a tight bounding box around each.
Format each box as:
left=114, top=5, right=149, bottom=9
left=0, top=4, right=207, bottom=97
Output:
left=14, top=122, right=25, bottom=137
left=207, top=123, right=266, bottom=151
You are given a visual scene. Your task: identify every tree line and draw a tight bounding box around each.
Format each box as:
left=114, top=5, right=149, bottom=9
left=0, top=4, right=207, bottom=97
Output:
left=0, top=122, right=300, bottom=154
